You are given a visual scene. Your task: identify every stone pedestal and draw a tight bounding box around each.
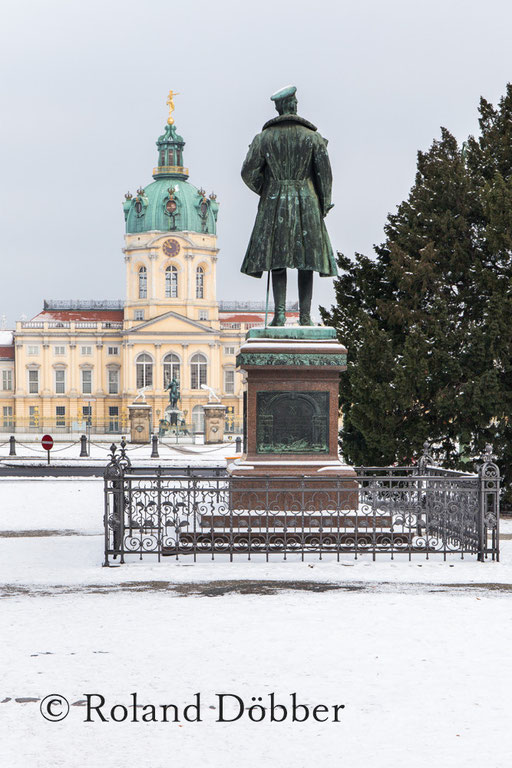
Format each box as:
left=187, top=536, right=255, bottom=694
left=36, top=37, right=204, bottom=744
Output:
left=204, top=403, right=226, bottom=444
left=228, top=327, right=357, bottom=509
left=128, top=403, right=151, bottom=444
left=165, top=406, right=183, bottom=427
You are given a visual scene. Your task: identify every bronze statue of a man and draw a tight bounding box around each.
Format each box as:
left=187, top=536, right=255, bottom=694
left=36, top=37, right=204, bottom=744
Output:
left=166, top=377, right=180, bottom=409
left=241, top=85, right=337, bottom=326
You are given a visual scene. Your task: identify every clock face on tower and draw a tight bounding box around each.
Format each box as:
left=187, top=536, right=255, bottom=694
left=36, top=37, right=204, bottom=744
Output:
left=162, top=238, right=180, bottom=257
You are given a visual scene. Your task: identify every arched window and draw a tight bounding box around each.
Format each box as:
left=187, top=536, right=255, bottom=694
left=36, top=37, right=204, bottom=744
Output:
left=192, top=404, right=205, bottom=433
left=136, top=353, right=153, bottom=389
left=163, top=353, right=180, bottom=388
left=190, top=353, right=207, bottom=390
left=138, top=266, right=147, bottom=299
left=196, top=266, right=204, bottom=299
left=165, top=265, right=178, bottom=298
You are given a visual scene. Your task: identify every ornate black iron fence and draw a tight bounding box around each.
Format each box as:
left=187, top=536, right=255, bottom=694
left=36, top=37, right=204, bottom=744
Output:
left=103, top=442, right=500, bottom=565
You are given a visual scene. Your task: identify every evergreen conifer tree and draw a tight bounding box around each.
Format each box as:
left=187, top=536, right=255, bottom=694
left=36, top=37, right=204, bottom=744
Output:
left=322, top=85, right=512, bottom=495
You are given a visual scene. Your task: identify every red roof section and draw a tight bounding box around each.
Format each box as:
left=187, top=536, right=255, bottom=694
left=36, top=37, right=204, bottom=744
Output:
left=0, top=346, right=14, bottom=360
left=31, top=310, right=124, bottom=322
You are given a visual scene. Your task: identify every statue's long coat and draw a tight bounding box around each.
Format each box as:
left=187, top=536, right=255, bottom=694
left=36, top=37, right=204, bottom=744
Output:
left=241, top=114, right=337, bottom=277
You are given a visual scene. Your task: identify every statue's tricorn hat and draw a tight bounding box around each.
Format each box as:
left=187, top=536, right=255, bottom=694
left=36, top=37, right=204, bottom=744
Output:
left=270, top=85, right=297, bottom=103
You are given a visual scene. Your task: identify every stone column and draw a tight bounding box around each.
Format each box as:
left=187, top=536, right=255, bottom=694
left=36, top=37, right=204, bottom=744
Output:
left=203, top=403, right=226, bottom=444
left=128, top=403, right=151, bottom=443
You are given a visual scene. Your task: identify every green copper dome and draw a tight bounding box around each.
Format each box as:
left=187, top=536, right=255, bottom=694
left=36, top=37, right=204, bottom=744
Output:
left=123, top=121, right=219, bottom=235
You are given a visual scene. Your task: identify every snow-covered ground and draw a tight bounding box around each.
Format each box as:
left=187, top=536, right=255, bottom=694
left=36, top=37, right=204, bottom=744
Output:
left=1, top=479, right=511, bottom=767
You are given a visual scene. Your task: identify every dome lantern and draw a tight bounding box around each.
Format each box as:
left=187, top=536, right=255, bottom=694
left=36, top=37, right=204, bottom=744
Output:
left=123, top=92, right=219, bottom=236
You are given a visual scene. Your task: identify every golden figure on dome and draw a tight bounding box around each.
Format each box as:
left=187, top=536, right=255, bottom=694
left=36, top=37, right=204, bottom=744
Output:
left=166, top=89, right=180, bottom=125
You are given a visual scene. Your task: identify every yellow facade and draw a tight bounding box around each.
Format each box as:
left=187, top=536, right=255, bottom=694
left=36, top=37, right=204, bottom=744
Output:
left=1, top=229, right=256, bottom=435
left=0, top=98, right=299, bottom=436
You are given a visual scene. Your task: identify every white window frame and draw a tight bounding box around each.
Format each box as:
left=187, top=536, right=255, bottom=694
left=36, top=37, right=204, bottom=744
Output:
left=2, top=369, right=13, bottom=390
left=81, top=368, right=93, bottom=394
left=224, top=346, right=235, bottom=356
left=28, top=369, right=39, bottom=394
left=55, top=405, right=66, bottom=428
left=138, top=266, right=147, bottom=299
left=27, top=345, right=39, bottom=356
left=134, top=309, right=144, bottom=321
left=136, top=354, right=153, bottom=389
left=108, top=406, right=120, bottom=432
left=165, top=265, right=178, bottom=298
left=54, top=368, right=66, bottom=394
left=163, top=353, right=181, bottom=388
left=108, top=368, right=119, bottom=394
left=196, top=267, right=204, bottom=299
left=2, top=406, right=13, bottom=428
left=29, top=405, right=39, bottom=427
left=53, top=346, right=65, bottom=355
left=199, top=310, right=209, bottom=321
left=107, top=346, right=120, bottom=356
left=190, top=353, right=207, bottom=390
left=192, top=404, right=205, bottom=433
left=224, top=368, right=235, bottom=394
left=80, top=346, right=92, bottom=356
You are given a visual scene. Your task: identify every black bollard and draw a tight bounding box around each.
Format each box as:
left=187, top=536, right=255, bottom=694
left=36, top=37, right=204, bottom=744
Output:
left=80, top=434, right=88, bottom=457
left=151, top=434, right=159, bottom=458
left=9, top=435, right=16, bottom=456
left=235, top=436, right=242, bottom=453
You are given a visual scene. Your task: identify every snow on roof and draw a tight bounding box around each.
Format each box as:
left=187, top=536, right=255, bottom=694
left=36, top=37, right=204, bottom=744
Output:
left=0, top=330, right=13, bottom=344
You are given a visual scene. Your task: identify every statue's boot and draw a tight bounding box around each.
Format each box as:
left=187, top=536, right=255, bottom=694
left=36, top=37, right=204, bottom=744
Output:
left=298, top=269, right=314, bottom=325
left=270, top=269, right=287, bottom=326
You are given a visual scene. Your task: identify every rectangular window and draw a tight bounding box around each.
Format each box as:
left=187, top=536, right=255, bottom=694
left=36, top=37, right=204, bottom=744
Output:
left=82, top=405, right=92, bottom=419
left=108, top=406, right=119, bottom=433
left=56, top=406, right=66, bottom=428
left=55, top=369, right=66, bottom=394
left=28, top=369, right=39, bottom=394
left=108, top=369, right=119, bottom=394
left=3, top=406, right=13, bottom=428
left=29, top=405, right=39, bottom=428
left=224, top=346, right=235, bottom=356
left=224, top=369, right=235, bottom=394
left=107, top=347, right=119, bottom=356
left=53, top=346, right=65, bottom=355
left=2, top=370, right=13, bottom=390
left=80, top=346, right=92, bottom=356
left=27, top=345, right=39, bottom=355
left=199, top=310, right=209, bottom=321
left=81, top=369, right=92, bottom=394
left=134, top=310, right=144, bottom=321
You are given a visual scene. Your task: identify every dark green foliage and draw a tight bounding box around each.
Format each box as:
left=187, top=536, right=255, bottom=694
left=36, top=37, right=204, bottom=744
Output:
left=321, top=85, right=512, bottom=498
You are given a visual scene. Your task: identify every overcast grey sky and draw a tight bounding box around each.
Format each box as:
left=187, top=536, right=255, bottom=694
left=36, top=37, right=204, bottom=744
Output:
left=1, top=0, right=511, bottom=325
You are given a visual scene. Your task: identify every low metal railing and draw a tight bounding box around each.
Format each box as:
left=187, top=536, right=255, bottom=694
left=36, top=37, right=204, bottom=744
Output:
left=103, top=443, right=500, bottom=565
left=152, top=165, right=189, bottom=176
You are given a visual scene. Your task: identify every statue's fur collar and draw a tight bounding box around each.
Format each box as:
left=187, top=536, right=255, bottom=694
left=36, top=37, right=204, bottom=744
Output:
left=262, top=114, right=317, bottom=131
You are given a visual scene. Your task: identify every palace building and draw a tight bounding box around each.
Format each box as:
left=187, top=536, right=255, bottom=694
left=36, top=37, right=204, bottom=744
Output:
left=0, top=97, right=298, bottom=435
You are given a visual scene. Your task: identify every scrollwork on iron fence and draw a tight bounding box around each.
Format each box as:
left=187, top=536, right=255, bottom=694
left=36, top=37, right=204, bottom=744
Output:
left=103, top=451, right=500, bottom=565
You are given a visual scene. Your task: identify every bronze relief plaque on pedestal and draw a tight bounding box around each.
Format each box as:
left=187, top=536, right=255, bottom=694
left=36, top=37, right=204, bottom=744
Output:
left=256, top=391, right=329, bottom=454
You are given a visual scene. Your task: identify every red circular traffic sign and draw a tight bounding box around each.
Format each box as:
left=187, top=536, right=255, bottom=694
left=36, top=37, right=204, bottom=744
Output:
left=41, top=434, right=54, bottom=451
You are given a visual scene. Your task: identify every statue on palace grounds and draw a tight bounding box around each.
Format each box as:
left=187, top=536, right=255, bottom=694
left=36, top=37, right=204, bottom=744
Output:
left=166, top=377, right=180, bottom=408
left=241, top=85, right=337, bottom=326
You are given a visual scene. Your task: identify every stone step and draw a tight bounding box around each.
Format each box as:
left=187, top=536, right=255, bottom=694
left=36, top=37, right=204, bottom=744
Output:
left=199, top=515, right=393, bottom=528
